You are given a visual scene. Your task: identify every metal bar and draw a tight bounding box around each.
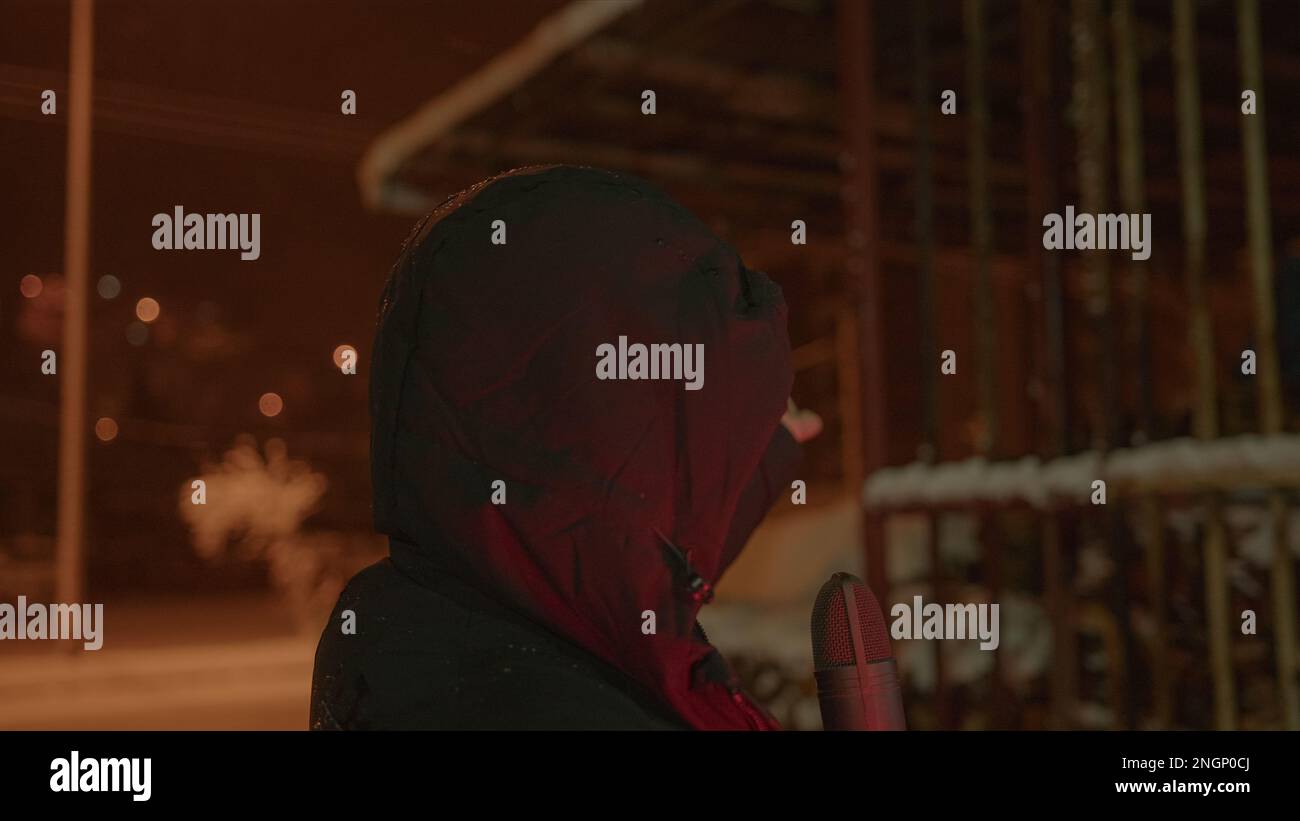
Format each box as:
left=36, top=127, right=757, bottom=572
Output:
left=915, top=0, right=938, bottom=465
left=911, top=0, right=949, bottom=728
left=1071, top=0, right=1116, bottom=447
left=1173, top=0, right=1236, bottom=730
left=1112, top=0, right=1152, bottom=439
left=1021, top=0, right=1075, bottom=728
left=836, top=306, right=864, bottom=494
left=965, top=0, right=1011, bottom=727
left=1140, top=495, right=1171, bottom=726
left=1113, top=0, right=1170, bottom=729
left=1237, top=0, right=1299, bottom=729
left=1173, top=1, right=1218, bottom=442
left=357, top=0, right=642, bottom=209
left=837, top=0, right=890, bottom=600
left=1074, top=0, right=1139, bottom=729
left=965, top=0, right=997, bottom=459
left=55, top=0, right=95, bottom=618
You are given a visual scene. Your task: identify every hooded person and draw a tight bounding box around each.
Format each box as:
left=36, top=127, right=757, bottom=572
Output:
left=311, top=165, right=803, bottom=730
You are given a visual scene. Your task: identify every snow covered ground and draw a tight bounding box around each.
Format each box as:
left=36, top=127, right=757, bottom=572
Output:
left=0, top=593, right=316, bottom=730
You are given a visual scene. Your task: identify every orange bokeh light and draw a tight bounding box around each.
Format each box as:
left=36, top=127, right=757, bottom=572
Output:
left=20, top=274, right=43, bottom=298
left=136, top=297, right=161, bottom=323
left=258, top=392, right=284, bottom=417
left=332, top=344, right=357, bottom=368
left=94, top=417, right=119, bottom=442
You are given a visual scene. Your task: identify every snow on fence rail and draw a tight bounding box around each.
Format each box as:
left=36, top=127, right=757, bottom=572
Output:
left=863, top=434, right=1300, bottom=510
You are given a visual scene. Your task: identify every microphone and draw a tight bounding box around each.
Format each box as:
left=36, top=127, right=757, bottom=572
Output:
left=810, top=571, right=906, bottom=730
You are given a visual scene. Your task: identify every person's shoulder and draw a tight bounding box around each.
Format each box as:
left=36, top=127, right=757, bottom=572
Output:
left=309, top=557, right=469, bottom=729
left=309, top=558, right=684, bottom=730
left=316, top=557, right=467, bottom=652
left=335, top=556, right=405, bottom=601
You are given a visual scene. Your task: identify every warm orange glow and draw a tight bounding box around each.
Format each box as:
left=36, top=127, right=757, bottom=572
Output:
left=258, top=392, right=284, bottom=417
left=332, top=344, right=357, bottom=368
left=136, top=297, right=161, bottom=322
left=20, top=274, right=43, bottom=298
left=94, top=417, right=119, bottom=442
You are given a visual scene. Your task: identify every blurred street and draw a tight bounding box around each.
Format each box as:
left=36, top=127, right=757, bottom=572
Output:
left=0, top=592, right=316, bottom=729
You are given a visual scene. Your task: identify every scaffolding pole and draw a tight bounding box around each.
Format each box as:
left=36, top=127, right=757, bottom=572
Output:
left=1073, top=0, right=1139, bottom=728
left=965, top=0, right=997, bottom=461
left=1236, top=0, right=1299, bottom=729
left=1173, top=0, right=1236, bottom=730
left=911, top=0, right=950, bottom=728
left=964, top=0, right=1012, bottom=727
left=1112, top=0, right=1171, bottom=729
left=1112, top=0, right=1152, bottom=440
left=1021, top=0, right=1075, bottom=728
left=55, top=0, right=95, bottom=614
left=837, top=0, right=890, bottom=601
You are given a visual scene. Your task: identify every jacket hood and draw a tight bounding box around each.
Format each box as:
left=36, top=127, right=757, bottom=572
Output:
left=369, top=165, right=792, bottom=729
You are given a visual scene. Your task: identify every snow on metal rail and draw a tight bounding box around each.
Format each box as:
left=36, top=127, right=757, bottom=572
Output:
left=863, top=433, right=1300, bottom=510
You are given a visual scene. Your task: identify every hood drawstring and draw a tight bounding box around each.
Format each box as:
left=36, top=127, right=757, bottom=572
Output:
left=653, top=528, right=714, bottom=604
left=731, top=690, right=778, bottom=730
left=690, top=643, right=780, bottom=731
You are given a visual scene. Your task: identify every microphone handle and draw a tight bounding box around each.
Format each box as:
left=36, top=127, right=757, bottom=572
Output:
left=815, top=659, right=906, bottom=731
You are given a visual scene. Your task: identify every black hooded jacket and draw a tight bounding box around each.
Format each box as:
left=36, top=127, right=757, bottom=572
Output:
left=310, top=166, right=800, bottom=730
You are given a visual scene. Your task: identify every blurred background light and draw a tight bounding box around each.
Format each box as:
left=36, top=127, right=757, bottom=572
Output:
left=20, top=273, right=43, bottom=298
left=332, top=344, right=357, bottom=369
left=259, top=392, right=284, bottom=417
left=97, top=274, right=121, bottom=299
left=135, top=296, right=160, bottom=322
left=94, top=416, right=119, bottom=442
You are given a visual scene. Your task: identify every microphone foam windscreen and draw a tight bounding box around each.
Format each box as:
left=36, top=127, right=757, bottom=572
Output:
left=811, top=572, right=892, bottom=669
